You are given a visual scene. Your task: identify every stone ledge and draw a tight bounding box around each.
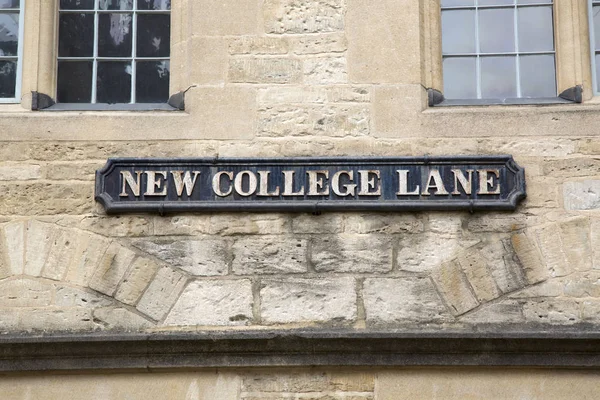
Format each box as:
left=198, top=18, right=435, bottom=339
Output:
left=3, top=328, right=600, bottom=371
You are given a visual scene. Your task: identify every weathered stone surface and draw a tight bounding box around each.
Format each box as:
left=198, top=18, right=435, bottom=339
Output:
left=264, top=0, right=345, bottom=34
left=396, top=233, right=465, bottom=273
left=64, top=233, right=111, bottom=287
left=209, top=214, right=290, bottom=235
left=232, top=237, right=307, bottom=275
left=0, top=182, right=93, bottom=215
left=259, top=104, right=369, bottom=137
left=344, top=214, right=423, bottom=234
left=260, top=277, right=356, bottom=324
left=17, top=308, right=98, bottom=332
left=457, top=251, right=501, bottom=302
left=186, top=36, right=228, bottom=84
left=480, top=239, right=527, bottom=294
left=310, top=235, right=392, bottom=273
left=0, top=279, right=53, bottom=307
left=42, top=163, right=96, bottom=181
left=592, top=218, right=600, bottom=270
left=0, top=164, right=41, bottom=180
left=459, top=301, right=525, bottom=324
left=93, top=307, right=154, bottom=331
left=54, top=286, right=113, bottom=308
left=522, top=299, right=580, bottom=325
left=304, top=57, right=347, bottom=85
left=533, top=225, right=571, bottom=277
left=191, top=0, right=260, bottom=35
left=241, top=371, right=374, bottom=392
left=132, top=239, right=229, bottom=276
left=229, top=58, right=302, bottom=84
left=563, top=180, right=600, bottom=210
left=42, top=228, right=80, bottom=281
left=114, top=257, right=160, bottom=306
left=563, top=272, right=600, bottom=297
left=371, top=86, right=425, bottom=137
left=164, top=279, right=253, bottom=326
left=229, top=36, right=289, bottom=54
left=292, top=214, right=343, bottom=234
left=508, top=280, right=562, bottom=298
left=559, top=218, right=593, bottom=272
left=511, top=232, right=547, bottom=285
left=24, top=221, right=54, bottom=277
left=136, top=267, right=188, bottom=321
left=88, top=242, right=136, bottom=297
left=291, top=33, right=348, bottom=54
left=432, top=260, right=479, bottom=316
left=363, top=277, right=449, bottom=324
left=543, top=158, right=600, bottom=178
left=77, top=216, right=153, bottom=237
left=2, top=221, right=24, bottom=276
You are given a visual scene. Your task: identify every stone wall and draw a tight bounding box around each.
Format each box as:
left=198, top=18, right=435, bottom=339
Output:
left=1, top=0, right=599, bottom=337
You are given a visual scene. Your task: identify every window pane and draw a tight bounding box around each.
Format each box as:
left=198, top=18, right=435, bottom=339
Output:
left=441, top=10, right=476, bottom=54
left=479, top=8, right=515, bottom=53
left=594, top=6, right=600, bottom=51
left=58, top=13, right=94, bottom=57
left=98, top=13, right=133, bottom=57
left=136, top=14, right=170, bottom=57
left=99, top=0, right=133, bottom=10
left=97, top=62, right=132, bottom=103
left=596, top=54, right=600, bottom=93
left=137, top=0, right=171, bottom=10
left=0, top=0, right=18, bottom=8
left=136, top=61, right=170, bottom=103
left=518, top=0, right=551, bottom=4
left=478, top=0, right=514, bottom=5
left=441, top=0, right=474, bottom=6
left=481, top=56, right=517, bottom=99
left=443, top=57, right=477, bottom=99
left=0, top=60, right=16, bottom=97
left=520, top=55, right=556, bottom=97
left=518, top=6, right=553, bottom=52
left=57, top=61, right=92, bottom=103
left=0, top=13, right=18, bottom=57
left=59, top=0, right=94, bottom=10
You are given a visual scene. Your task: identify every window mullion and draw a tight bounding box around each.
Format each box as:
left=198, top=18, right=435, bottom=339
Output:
left=91, top=0, right=100, bottom=104
left=514, top=2, right=521, bottom=98
left=475, top=0, right=481, bottom=99
left=132, top=0, right=138, bottom=104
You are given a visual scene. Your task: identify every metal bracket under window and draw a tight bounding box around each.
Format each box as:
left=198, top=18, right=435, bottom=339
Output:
left=427, top=89, right=445, bottom=107
left=558, top=85, right=583, bottom=103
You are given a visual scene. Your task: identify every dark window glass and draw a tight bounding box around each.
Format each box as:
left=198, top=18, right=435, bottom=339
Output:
left=0, top=60, right=16, bottom=97
left=138, top=0, right=170, bottom=10
left=57, top=61, right=93, bottom=103
left=0, top=0, right=19, bottom=9
left=0, top=13, right=19, bottom=56
left=136, top=14, right=170, bottom=57
left=97, top=62, right=132, bottom=103
left=98, top=0, right=133, bottom=10
left=58, top=13, right=94, bottom=57
left=59, top=0, right=94, bottom=10
left=136, top=61, right=170, bottom=103
left=98, top=13, right=133, bottom=57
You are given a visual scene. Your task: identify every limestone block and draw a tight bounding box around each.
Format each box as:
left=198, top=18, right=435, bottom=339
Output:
left=457, top=251, right=501, bottom=302
left=24, top=221, right=54, bottom=277
left=459, top=301, right=525, bottom=324
left=191, top=0, right=260, bottom=35
left=152, top=215, right=213, bottom=236
left=363, top=277, right=449, bottom=324
left=241, top=371, right=374, bottom=393
left=564, top=180, right=600, bottom=210
left=347, top=0, right=420, bottom=83
left=371, top=85, right=426, bottom=137
left=187, top=36, right=228, bottom=84
left=326, top=86, right=370, bottom=103
left=479, top=239, right=526, bottom=294
left=229, top=58, right=302, bottom=84
left=93, top=307, right=154, bottom=331
left=543, top=158, right=600, bottom=178
left=310, top=235, right=392, bottom=273
left=264, top=0, right=345, bottom=34
left=429, top=214, right=463, bottom=235
left=0, top=279, right=53, bottom=307
left=42, top=227, right=80, bottom=281
left=344, top=214, right=423, bottom=234
left=43, top=163, right=96, bottom=181
left=209, top=214, right=290, bottom=235
left=88, top=242, right=136, bottom=297
left=184, top=87, right=257, bottom=140
left=532, top=225, right=571, bottom=277
left=592, top=218, right=600, bottom=270
left=563, top=272, right=600, bottom=297
left=54, top=286, right=113, bottom=308
left=114, top=257, right=160, bottom=306
left=258, top=87, right=328, bottom=105
left=0, top=164, right=41, bottom=180
left=0, top=310, right=19, bottom=332
left=164, top=279, right=253, bottom=326
left=303, top=57, right=348, bottom=85
left=508, top=280, right=562, bottom=298
left=229, top=36, right=289, bottom=55
left=132, top=239, right=229, bottom=276
left=511, top=232, right=548, bottom=285
left=258, top=104, right=369, bottom=137
left=291, top=214, right=343, bottom=234
left=77, top=215, right=153, bottom=237
left=522, top=299, right=581, bottom=325
left=291, top=33, right=348, bottom=54
left=581, top=300, right=600, bottom=322
left=17, top=308, right=98, bottom=332
left=0, top=182, right=93, bottom=215
left=260, top=277, right=356, bottom=324
left=136, top=267, right=188, bottom=321
left=432, top=260, right=480, bottom=316
left=396, top=233, right=463, bottom=273
left=64, top=233, right=111, bottom=287
left=559, top=218, right=593, bottom=272
left=2, top=221, right=24, bottom=276
left=232, top=237, right=307, bottom=275
left=466, top=214, right=528, bottom=233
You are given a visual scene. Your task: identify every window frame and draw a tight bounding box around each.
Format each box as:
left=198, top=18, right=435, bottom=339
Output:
left=0, top=0, right=25, bottom=104
left=589, top=0, right=600, bottom=95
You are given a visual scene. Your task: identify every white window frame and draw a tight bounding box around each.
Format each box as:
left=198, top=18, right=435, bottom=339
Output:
left=589, top=0, right=600, bottom=95
left=0, top=0, right=24, bottom=104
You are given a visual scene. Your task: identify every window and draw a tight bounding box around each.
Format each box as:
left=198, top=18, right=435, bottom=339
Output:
left=440, top=0, right=558, bottom=103
left=0, top=0, right=23, bottom=103
left=57, top=0, right=171, bottom=105
left=590, top=1, right=600, bottom=94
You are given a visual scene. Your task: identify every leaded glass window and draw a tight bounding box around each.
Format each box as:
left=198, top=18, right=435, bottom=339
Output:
left=0, top=0, right=23, bottom=102
left=57, top=0, right=171, bottom=104
left=441, top=0, right=557, bottom=101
